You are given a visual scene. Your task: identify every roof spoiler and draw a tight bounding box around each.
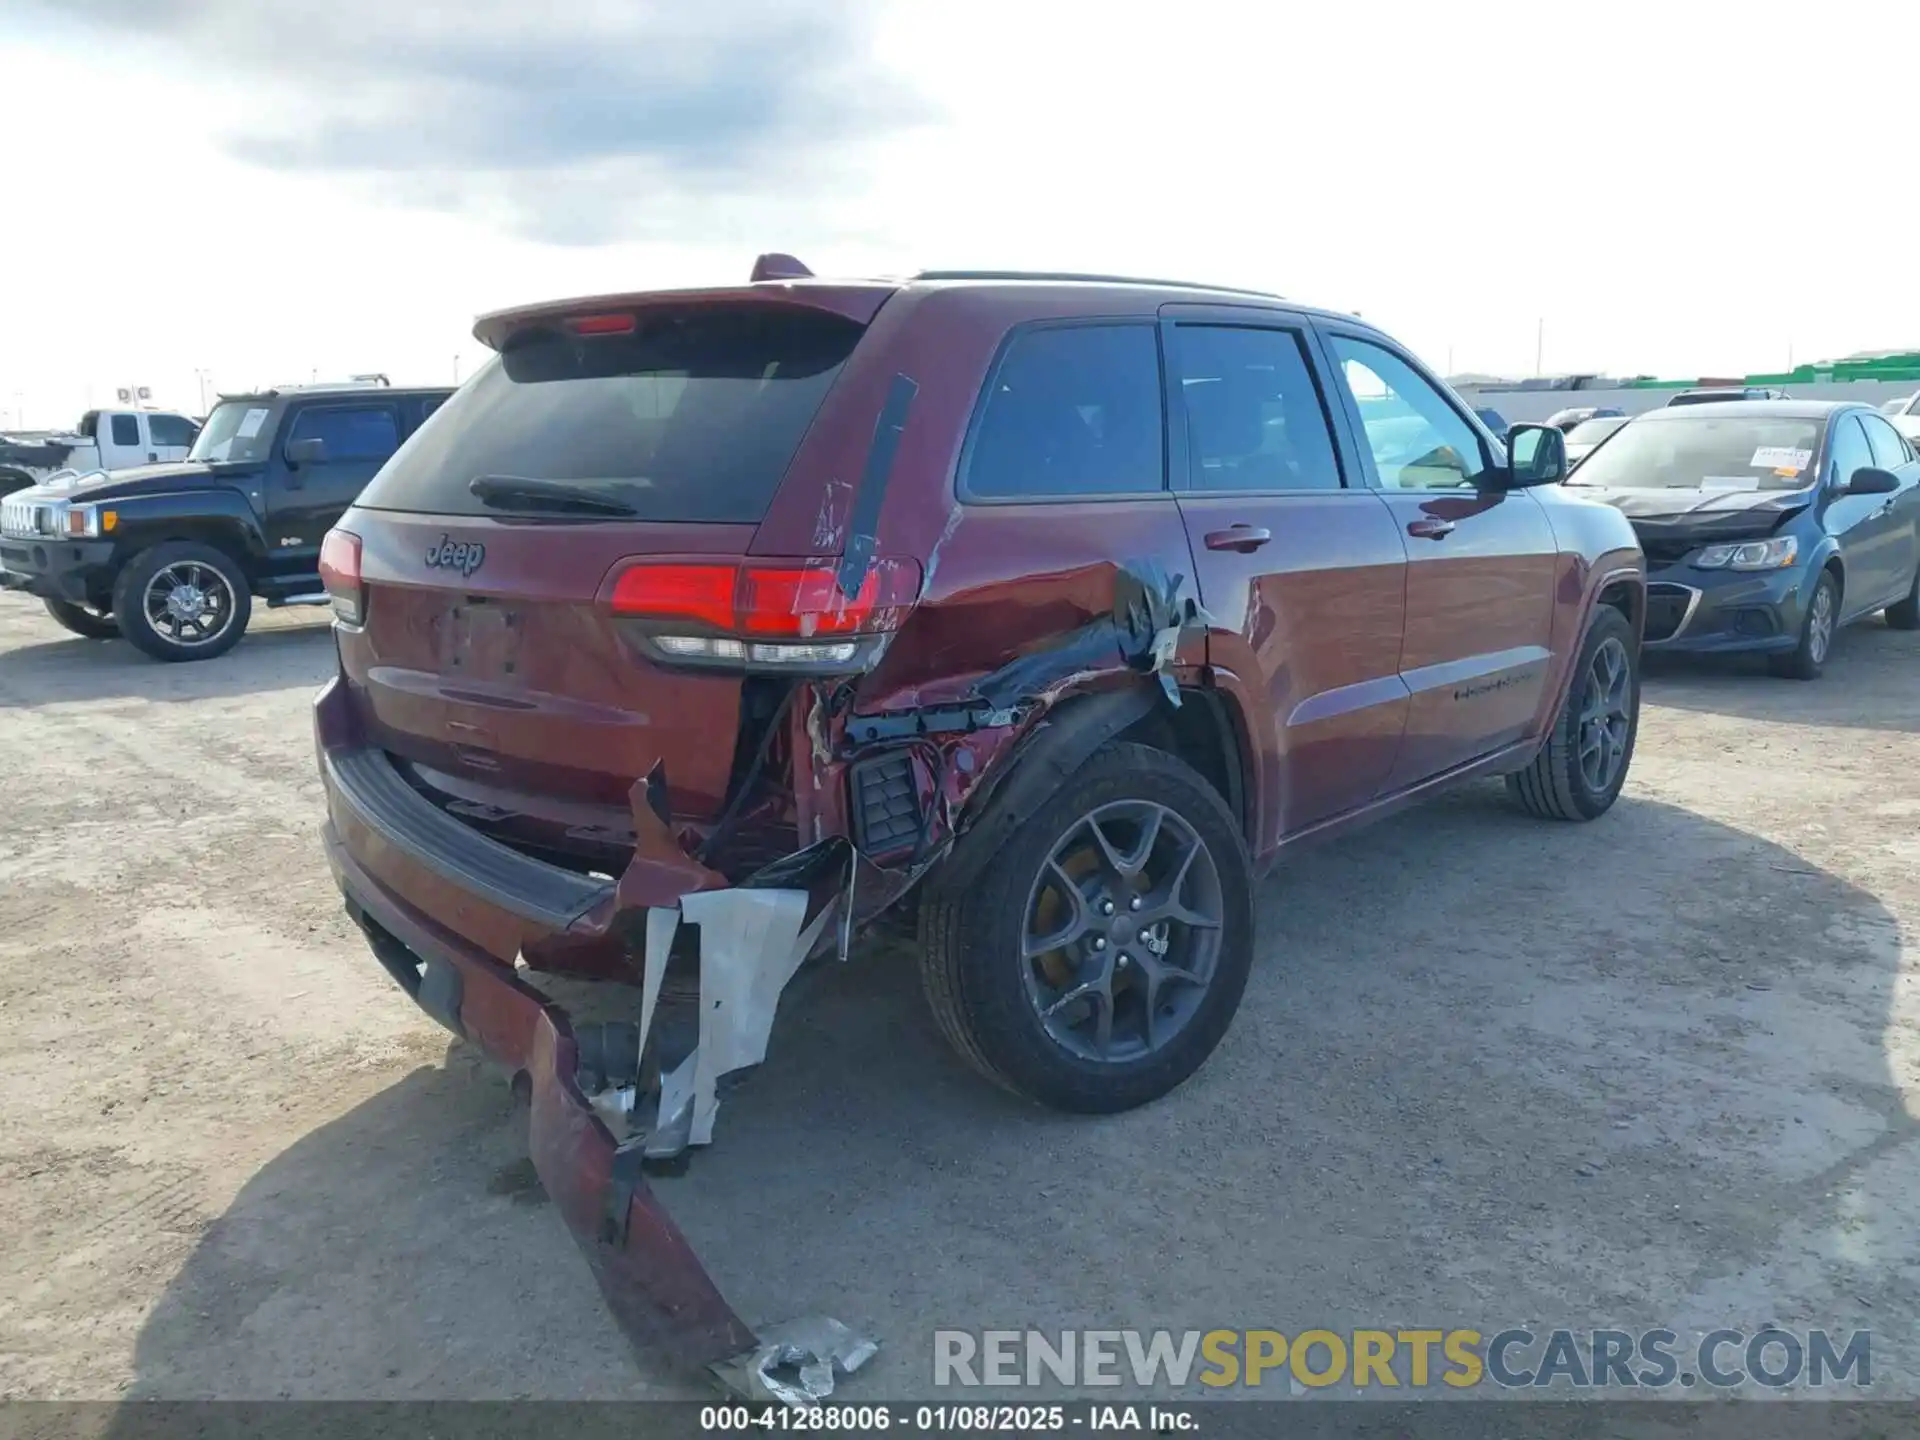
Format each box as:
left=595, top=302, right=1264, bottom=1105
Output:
left=749, top=253, right=814, bottom=283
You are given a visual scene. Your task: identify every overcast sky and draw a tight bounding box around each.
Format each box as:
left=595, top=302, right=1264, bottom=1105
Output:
left=1, top=0, right=1914, bottom=427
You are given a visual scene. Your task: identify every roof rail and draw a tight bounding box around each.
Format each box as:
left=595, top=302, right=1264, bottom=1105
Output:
left=910, top=269, right=1283, bottom=300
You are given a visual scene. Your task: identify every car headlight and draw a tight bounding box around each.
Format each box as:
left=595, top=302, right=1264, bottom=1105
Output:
left=1693, top=535, right=1797, bottom=571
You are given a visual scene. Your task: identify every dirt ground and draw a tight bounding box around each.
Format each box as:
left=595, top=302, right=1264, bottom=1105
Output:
left=1, top=589, right=1916, bottom=1402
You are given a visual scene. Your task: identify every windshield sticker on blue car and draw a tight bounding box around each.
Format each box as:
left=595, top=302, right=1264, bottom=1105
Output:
left=1750, top=446, right=1811, bottom=472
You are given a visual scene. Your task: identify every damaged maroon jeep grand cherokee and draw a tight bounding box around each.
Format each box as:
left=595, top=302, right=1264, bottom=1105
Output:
left=313, top=258, right=1644, bottom=1382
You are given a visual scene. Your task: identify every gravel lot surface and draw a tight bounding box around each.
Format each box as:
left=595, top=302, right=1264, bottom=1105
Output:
left=1, top=592, right=1914, bottom=1401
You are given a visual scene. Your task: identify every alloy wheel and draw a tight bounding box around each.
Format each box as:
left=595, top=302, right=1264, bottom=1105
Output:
left=1577, top=636, right=1632, bottom=794
left=1808, top=582, right=1835, bottom=665
left=1020, top=800, right=1224, bottom=1063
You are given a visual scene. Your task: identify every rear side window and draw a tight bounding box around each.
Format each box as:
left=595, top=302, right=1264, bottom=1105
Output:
left=148, top=414, right=198, bottom=447
left=110, top=414, right=140, bottom=446
left=965, top=324, right=1163, bottom=500
left=1171, top=325, right=1342, bottom=491
left=357, top=308, right=864, bottom=521
left=289, top=406, right=400, bottom=462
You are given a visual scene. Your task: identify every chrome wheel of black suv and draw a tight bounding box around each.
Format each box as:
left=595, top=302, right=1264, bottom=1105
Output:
left=1508, top=605, right=1640, bottom=821
left=111, top=541, right=253, bottom=663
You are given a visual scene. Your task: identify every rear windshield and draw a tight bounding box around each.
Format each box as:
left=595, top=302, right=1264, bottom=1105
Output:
left=355, top=307, right=864, bottom=521
left=1565, top=415, right=1823, bottom=491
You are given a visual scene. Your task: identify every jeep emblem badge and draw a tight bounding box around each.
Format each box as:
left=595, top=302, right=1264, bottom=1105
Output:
left=424, top=534, right=486, bottom=577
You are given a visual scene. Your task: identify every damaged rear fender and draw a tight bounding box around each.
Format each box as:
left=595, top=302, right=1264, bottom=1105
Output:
left=936, top=682, right=1162, bottom=892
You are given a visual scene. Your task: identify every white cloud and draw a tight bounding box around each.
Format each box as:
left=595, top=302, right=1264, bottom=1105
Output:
left=2, top=0, right=1916, bottom=428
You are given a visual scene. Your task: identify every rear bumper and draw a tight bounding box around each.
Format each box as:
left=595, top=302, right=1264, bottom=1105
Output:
left=322, top=821, right=759, bottom=1369
left=0, top=536, right=114, bottom=604
left=314, top=674, right=757, bottom=1370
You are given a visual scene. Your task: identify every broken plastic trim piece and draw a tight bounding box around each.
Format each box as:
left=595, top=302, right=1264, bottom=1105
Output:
left=711, top=1315, right=880, bottom=1407
left=645, top=1051, right=698, bottom=1160
left=683, top=888, right=834, bottom=1147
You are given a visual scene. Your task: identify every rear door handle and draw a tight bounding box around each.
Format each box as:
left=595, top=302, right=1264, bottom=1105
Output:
left=1407, top=517, right=1456, bottom=540
left=1204, top=525, right=1272, bottom=553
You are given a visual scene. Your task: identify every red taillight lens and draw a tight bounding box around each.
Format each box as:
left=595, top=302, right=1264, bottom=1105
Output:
left=609, top=557, right=922, bottom=667
left=737, top=559, right=920, bottom=637
left=318, top=528, right=364, bottom=626
left=609, top=563, right=739, bottom=630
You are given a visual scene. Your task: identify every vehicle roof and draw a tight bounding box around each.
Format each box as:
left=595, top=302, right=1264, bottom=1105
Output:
left=472, top=268, right=1363, bottom=350
left=1637, top=399, right=1851, bottom=422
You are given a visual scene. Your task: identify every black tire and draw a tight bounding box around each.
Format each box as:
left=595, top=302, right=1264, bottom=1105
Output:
left=42, top=598, right=119, bottom=640
left=1769, top=568, right=1839, bottom=680
left=918, top=741, right=1254, bottom=1114
left=110, top=541, right=252, bottom=662
left=1885, top=564, right=1920, bottom=631
left=1507, top=605, right=1639, bottom=821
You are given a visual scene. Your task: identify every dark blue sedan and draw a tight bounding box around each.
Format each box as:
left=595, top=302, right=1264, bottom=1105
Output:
left=1563, top=401, right=1920, bottom=678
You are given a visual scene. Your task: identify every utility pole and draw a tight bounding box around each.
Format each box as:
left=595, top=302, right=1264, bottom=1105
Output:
left=1535, top=318, right=1545, bottom=377
left=453, top=354, right=461, bottom=385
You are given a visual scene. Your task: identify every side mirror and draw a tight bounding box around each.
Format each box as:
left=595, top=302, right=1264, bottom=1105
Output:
left=1846, top=466, right=1899, bottom=496
left=285, top=437, right=327, bottom=467
left=1504, top=423, right=1567, bottom=487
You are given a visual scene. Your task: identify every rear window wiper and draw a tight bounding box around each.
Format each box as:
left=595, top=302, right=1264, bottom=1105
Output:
left=469, top=475, right=641, bottom=517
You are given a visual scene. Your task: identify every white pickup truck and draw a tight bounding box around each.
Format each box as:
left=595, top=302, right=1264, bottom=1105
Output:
left=0, top=408, right=200, bottom=497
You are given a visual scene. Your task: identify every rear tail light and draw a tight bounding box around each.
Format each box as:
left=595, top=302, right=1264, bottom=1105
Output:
left=609, top=557, right=921, bottom=670
left=319, top=528, right=364, bottom=626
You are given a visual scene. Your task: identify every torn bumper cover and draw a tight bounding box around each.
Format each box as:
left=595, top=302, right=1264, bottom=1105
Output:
left=316, top=679, right=874, bottom=1397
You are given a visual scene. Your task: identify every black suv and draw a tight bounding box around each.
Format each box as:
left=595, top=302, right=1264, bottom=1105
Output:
left=0, top=382, right=451, bottom=660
